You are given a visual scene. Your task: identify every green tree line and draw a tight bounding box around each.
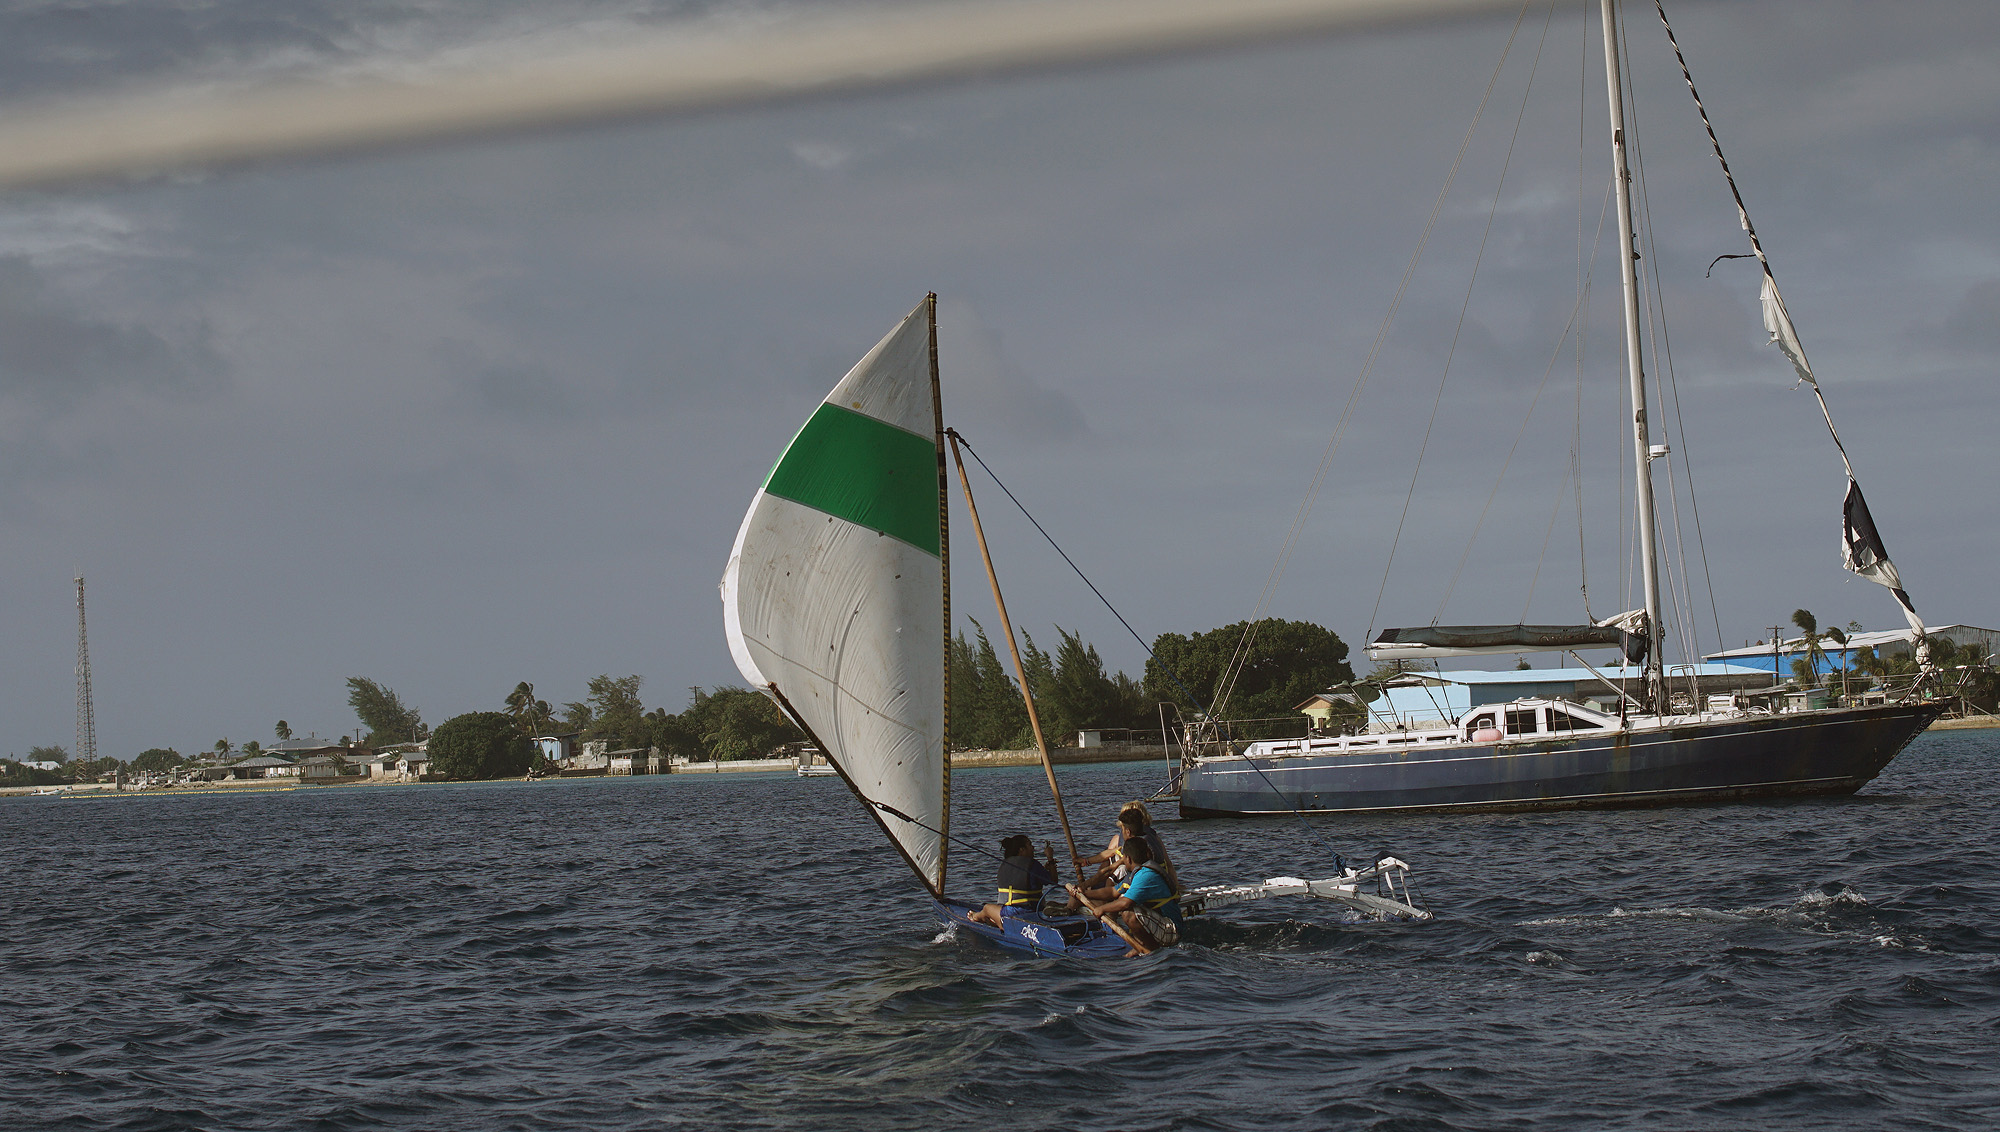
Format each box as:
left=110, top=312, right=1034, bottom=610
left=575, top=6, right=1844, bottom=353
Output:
left=949, top=617, right=1357, bottom=748
left=42, top=617, right=1358, bottom=785
left=497, top=675, right=804, bottom=766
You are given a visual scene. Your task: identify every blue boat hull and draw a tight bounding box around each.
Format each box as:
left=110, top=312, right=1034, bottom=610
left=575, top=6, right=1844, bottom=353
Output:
left=931, top=899, right=1135, bottom=959
left=1179, top=703, right=1942, bottom=817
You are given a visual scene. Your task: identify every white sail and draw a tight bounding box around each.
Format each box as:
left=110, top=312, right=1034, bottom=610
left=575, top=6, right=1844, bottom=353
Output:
left=720, top=295, right=949, bottom=895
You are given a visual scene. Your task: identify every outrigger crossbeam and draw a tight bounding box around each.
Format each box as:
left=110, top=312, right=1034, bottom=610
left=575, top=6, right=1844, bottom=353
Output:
left=1180, top=857, right=1430, bottom=921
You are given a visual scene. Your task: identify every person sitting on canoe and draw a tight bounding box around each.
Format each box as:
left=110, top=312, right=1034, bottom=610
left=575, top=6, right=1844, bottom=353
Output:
left=1068, top=837, right=1180, bottom=956
left=966, top=834, right=1059, bottom=930
left=1078, top=802, right=1175, bottom=891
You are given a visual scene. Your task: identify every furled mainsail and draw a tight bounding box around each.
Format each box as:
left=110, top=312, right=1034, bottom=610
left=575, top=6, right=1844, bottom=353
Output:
left=721, top=296, right=948, bottom=895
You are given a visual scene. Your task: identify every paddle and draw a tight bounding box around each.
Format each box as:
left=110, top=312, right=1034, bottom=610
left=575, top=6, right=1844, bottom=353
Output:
left=1067, top=885, right=1153, bottom=956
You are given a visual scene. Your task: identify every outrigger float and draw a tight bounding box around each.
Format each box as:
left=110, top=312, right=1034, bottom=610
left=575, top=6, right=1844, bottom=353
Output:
left=721, top=295, right=1429, bottom=958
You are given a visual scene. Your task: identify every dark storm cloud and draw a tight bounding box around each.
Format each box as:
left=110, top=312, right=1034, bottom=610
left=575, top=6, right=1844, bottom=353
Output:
left=0, top=0, right=1992, bottom=760
left=0, top=0, right=740, bottom=100
left=0, top=254, right=222, bottom=408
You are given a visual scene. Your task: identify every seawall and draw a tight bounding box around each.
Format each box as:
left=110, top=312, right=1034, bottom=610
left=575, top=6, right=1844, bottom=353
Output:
left=950, top=744, right=1170, bottom=768
left=666, top=744, right=1173, bottom=774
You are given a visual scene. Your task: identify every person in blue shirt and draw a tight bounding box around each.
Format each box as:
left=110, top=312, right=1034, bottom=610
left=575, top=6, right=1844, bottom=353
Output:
left=1076, top=802, right=1175, bottom=892
left=966, top=834, right=1058, bottom=930
left=1069, top=836, right=1180, bottom=955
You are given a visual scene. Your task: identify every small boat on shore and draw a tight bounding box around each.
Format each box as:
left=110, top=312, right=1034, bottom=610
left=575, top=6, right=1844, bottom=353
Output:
left=793, top=748, right=838, bottom=778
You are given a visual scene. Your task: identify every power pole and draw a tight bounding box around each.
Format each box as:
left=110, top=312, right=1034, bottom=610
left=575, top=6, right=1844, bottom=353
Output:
left=76, top=576, right=97, bottom=766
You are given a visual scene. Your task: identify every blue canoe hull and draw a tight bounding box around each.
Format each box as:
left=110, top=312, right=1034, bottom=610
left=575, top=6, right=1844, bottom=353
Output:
left=1180, top=702, right=1942, bottom=817
left=932, top=899, right=1135, bottom=959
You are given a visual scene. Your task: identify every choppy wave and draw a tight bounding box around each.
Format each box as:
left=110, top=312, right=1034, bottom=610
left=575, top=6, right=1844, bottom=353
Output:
left=3, top=731, right=1997, bottom=1130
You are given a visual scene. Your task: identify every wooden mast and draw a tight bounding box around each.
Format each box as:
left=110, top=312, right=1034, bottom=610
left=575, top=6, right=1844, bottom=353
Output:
left=927, top=293, right=950, bottom=894
left=944, top=430, right=1086, bottom=882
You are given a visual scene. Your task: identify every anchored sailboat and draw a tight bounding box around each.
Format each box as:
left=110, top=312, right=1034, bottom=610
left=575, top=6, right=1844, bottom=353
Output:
left=1178, top=0, right=1942, bottom=818
left=723, top=295, right=1428, bottom=955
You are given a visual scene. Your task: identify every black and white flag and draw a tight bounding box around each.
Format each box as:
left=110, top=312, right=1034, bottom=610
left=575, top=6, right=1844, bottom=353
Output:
left=1842, top=477, right=1925, bottom=636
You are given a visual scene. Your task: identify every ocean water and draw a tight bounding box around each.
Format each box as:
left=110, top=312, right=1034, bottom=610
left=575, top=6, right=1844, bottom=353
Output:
left=3, top=730, right=1996, bottom=1131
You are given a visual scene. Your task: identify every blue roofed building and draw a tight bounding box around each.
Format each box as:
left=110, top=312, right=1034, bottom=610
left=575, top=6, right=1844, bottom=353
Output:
left=1701, top=623, right=1998, bottom=677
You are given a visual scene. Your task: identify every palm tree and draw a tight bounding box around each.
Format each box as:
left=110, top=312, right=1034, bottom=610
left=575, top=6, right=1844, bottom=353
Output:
left=505, top=681, right=534, bottom=717
left=505, top=682, right=554, bottom=736
left=275, top=720, right=292, bottom=740
left=1789, top=609, right=1834, bottom=687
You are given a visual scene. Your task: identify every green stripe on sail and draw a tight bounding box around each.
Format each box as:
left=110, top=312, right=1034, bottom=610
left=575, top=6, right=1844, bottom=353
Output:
left=764, top=403, right=940, bottom=557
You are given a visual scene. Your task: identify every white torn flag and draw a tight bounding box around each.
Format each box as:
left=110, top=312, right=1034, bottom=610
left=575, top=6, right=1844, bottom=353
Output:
left=1761, top=273, right=1816, bottom=387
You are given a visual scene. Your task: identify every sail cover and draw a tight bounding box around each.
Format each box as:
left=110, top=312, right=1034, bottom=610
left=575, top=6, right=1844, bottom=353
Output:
left=721, top=296, right=948, bottom=895
left=1368, top=624, right=1647, bottom=664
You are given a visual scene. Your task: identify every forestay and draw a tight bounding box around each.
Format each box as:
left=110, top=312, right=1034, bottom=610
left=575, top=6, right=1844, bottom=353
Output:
left=721, top=296, right=950, bottom=895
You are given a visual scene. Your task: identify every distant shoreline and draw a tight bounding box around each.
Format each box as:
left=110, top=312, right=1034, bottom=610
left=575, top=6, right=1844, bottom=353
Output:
left=9, top=724, right=1988, bottom=798
left=0, top=746, right=1173, bottom=797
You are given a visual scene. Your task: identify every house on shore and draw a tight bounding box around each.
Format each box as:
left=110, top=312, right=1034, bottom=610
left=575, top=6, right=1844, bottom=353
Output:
left=296, top=752, right=370, bottom=783
left=533, top=733, right=582, bottom=765
left=190, top=754, right=296, bottom=781
left=555, top=739, right=664, bottom=775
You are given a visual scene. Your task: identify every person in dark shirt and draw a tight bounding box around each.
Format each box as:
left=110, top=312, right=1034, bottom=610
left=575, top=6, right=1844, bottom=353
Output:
left=1069, top=836, right=1180, bottom=956
left=966, top=834, right=1058, bottom=930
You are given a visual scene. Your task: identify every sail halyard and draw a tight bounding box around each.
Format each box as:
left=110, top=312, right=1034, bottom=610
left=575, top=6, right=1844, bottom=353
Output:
left=721, top=294, right=950, bottom=897
left=1600, top=0, right=1667, bottom=712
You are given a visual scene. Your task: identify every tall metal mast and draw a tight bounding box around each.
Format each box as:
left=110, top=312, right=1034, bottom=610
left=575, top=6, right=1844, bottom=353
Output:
left=76, top=575, right=98, bottom=765
left=1600, top=0, right=1666, bottom=712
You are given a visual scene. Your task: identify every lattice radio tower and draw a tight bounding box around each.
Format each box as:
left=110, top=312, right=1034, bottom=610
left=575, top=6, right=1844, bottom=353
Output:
left=76, top=575, right=97, bottom=765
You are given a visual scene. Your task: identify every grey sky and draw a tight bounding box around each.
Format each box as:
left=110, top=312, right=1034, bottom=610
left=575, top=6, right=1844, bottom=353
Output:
left=1, top=0, right=1994, bottom=758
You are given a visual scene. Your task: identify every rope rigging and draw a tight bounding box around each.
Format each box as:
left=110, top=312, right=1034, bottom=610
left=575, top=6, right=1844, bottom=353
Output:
left=945, top=429, right=1206, bottom=714
left=1430, top=0, right=1563, bottom=625
left=1652, top=0, right=1930, bottom=670
left=1651, top=0, right=1853, bottom=476
left=948, top=431, right=1381, bottom=872
left=1619, top=9, right=1704, bottom=680
left=1362, top=0, right=1538, bottom=651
